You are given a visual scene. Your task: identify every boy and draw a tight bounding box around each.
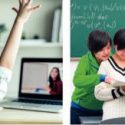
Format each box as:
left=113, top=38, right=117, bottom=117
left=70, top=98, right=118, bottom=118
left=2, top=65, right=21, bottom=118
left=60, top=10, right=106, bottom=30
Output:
left=71, top=30, right=112, bottom=124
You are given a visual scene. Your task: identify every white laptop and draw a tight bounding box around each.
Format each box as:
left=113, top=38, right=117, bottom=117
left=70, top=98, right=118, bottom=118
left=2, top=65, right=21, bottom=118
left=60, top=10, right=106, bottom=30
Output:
left=0, top=58, right=63, bottom=113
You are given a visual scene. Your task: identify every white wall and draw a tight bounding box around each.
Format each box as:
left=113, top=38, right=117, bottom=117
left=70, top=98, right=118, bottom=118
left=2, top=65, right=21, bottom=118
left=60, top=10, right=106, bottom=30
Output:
left=70, top=61, right=78, bottom=99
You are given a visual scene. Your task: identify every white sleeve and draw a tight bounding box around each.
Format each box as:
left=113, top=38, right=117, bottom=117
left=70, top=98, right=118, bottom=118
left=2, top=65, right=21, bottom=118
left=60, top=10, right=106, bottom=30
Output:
left=95, top=82, right=125, bottom=101
left=95, top=61, right=112, bottom=101
left=98, top=61, right=107, bottom=75
left=0, top=67, right=12, bottom=101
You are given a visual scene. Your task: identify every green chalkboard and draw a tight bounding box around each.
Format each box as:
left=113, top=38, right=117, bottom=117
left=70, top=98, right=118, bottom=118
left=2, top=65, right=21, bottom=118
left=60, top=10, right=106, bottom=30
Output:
left=71, top=0, right=125, bottom=57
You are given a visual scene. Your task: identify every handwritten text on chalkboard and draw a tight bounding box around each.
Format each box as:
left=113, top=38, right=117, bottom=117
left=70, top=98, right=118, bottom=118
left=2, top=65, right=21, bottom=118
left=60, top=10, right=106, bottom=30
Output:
left=71, top=2, right=125, bottom=30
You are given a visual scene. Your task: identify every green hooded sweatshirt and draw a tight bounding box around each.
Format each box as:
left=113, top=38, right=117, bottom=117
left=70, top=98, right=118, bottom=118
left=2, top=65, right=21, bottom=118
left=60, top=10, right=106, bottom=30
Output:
left=72, top=52, right=103, bottom=110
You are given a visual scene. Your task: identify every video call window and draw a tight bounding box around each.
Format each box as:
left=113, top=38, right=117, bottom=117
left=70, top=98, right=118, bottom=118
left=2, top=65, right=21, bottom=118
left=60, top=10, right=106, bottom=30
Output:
left=21, top=62, right=63, bottom=96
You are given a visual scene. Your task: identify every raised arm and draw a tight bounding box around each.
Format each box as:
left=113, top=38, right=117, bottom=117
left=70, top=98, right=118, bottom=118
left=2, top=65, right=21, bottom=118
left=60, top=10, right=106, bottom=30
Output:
left=0, top=0, right=40, bottom=69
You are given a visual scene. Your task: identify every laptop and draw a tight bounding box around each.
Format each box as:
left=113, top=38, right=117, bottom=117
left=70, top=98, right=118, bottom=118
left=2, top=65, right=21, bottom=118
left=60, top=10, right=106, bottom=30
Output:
left=0, top=58, right=63, bottom=113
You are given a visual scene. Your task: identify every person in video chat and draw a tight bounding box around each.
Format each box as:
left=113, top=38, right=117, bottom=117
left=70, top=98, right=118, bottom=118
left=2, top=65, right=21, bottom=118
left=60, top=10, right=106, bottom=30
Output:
left=0, top=0, right=40, bottom=101
left=44, top=67, right=63, bottom=97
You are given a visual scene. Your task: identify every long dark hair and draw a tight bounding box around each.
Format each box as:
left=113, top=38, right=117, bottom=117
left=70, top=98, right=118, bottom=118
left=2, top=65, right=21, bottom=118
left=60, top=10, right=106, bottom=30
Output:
left=48, top=67, right=62, bottom=88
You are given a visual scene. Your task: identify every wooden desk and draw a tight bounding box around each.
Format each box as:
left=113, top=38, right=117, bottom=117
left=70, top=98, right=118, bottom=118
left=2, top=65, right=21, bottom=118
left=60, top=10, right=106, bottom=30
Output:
left=0, top=108, right=62, bottom=124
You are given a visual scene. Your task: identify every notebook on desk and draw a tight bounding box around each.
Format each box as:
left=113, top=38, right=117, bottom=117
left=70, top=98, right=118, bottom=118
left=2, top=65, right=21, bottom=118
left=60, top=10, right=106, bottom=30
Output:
left=0, top=58, right=63, bottom=113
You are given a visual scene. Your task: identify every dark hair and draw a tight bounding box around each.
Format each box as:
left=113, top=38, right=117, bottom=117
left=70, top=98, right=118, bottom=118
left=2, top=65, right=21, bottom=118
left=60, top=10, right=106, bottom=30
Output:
left=114, top=29, right=125, bottom=50
left=87, top=30, right=112, bottom=53
left=49, top=67, right=62, bottom=89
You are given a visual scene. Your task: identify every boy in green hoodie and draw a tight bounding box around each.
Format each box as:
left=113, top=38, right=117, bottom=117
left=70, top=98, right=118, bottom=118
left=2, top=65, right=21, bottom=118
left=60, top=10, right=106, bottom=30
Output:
left=71, top=30, right=112, bottom=124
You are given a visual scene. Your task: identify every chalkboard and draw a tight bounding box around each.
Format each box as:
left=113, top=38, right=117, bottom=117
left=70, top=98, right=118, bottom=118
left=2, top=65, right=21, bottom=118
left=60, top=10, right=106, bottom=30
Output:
left=71, top=0, right=125, bottom=57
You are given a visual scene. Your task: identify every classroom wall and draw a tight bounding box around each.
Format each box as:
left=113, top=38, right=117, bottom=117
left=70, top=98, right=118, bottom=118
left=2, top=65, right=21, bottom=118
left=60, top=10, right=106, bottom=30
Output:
left=70, top=61, right=78, bottom=99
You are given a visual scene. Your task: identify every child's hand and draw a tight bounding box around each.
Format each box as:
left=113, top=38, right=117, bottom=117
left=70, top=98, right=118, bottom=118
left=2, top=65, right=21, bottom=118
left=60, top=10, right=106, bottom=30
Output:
left=12, top=0, right=41, bottom=23
left=105, top=76, right=114, bottom=84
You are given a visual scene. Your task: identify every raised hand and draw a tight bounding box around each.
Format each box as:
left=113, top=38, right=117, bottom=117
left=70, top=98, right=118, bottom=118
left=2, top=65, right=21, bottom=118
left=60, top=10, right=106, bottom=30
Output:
left=12, top=0, right=41, bottom=23
left=0, top=0, right=41, bottom=69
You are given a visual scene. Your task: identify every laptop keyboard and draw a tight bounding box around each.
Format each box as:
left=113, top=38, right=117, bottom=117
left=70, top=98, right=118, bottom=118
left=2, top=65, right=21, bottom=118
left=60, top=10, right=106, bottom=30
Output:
left=13, top=99, right=62, bottom=105
left=8, top=101, right=58, bottom=108
left=0, top=99, right=62, bottom=113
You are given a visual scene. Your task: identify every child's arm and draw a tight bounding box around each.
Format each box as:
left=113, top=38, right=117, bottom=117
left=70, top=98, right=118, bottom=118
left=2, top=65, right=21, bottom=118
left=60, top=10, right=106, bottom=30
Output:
left=95, top=82, right=125, bottom=101
left=0, top=0, right=40, bottom=69
left=73, top=56, right=101, bottom=88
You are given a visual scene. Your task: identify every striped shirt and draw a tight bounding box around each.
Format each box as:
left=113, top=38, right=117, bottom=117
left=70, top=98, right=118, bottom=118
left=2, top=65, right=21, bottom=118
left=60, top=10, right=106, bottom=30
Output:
left=95, top=57, right=125, bottom=120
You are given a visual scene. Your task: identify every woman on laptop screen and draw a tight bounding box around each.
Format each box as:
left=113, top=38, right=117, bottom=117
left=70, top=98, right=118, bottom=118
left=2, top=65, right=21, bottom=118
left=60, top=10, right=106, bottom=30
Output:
left=44, top=67, right=63, bottom=97
left=0, top=0, right=40, bottom=101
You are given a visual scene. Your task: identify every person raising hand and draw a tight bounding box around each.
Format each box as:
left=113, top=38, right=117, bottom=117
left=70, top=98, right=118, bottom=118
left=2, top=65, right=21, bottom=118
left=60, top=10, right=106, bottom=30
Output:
left=0, top=0, right=40, bottom=101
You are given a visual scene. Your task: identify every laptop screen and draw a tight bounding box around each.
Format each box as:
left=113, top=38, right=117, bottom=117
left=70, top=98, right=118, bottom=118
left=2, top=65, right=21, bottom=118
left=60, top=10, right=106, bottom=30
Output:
left=19, top=58, right=63, bottom=100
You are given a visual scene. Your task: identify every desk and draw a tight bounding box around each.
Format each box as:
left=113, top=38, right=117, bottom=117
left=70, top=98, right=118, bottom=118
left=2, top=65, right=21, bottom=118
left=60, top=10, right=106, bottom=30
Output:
left=0, top=108, right=62, bottom=124
left=80, top=116, right=102, bottom=125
